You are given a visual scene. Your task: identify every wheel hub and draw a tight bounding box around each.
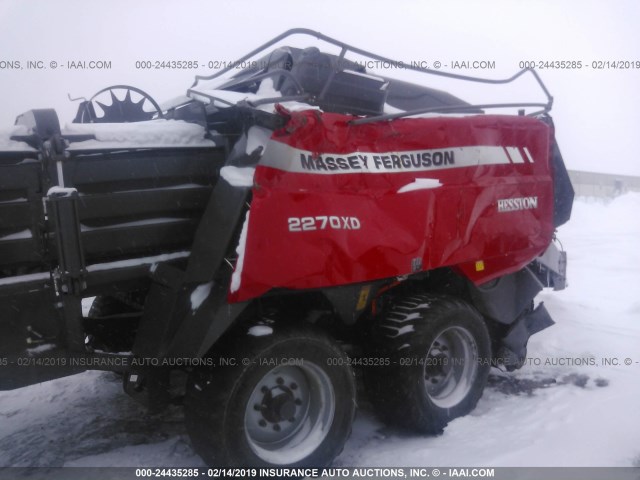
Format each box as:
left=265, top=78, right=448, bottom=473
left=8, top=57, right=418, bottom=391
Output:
left=244, top=363, right=335, bottom=464
left=259, top=385, right=298, bottom=424
left=424, top=340, right=453, bottom=386
left=422, top=326, right=479, bottom=408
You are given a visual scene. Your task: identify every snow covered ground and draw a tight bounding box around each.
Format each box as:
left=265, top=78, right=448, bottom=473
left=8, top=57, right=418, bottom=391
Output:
left=0, top=194, right=639, bottom=469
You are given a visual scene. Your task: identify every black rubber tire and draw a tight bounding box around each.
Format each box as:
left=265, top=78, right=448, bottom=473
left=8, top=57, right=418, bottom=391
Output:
left=85, top=295, right=143, bottom=352
left=365, top=293, right=491, bottom=434
left=184, top=324, right=356, bottom=469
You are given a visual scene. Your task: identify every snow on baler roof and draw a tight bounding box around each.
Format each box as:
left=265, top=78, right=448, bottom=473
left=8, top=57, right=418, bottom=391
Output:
left=63, top=119, right=217, bottom=151
left=0, top=125, right=37, bottom=152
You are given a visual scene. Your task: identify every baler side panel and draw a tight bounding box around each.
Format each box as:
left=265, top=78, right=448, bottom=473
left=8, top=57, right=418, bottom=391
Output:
left=229, top=111, right=554, bottom=302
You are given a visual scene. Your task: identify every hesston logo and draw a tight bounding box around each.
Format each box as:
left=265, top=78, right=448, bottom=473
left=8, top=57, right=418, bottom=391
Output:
left=299, top=151, right=455, bottom=172
left=497, top=196, right=539, bottom=212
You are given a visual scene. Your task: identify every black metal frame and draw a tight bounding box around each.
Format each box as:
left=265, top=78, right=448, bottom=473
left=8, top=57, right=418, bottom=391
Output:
left=1, top=107, right=236, bottom=386
left=190, top=28, right=554, bottom=120
left=74, top=85, right=164, bottom=123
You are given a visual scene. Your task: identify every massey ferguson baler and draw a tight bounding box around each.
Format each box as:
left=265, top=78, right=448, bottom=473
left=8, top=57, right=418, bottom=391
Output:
left=0, top=29, right=573, bottom=469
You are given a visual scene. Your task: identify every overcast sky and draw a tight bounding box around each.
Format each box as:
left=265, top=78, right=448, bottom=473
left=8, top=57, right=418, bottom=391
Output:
left=1, top=0, right=639, bottom=175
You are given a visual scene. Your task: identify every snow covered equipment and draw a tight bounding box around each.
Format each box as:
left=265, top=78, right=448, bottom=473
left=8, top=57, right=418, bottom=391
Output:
left=0, top=28, right=573, bottom=469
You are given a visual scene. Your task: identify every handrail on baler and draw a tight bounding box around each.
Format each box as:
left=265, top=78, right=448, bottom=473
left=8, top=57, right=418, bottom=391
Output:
left=190, top=28, right=554, bottom=121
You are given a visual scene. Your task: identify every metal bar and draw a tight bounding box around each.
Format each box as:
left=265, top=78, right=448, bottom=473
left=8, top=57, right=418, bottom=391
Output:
left=48, top=190, right=86, bottom=286
left=249, top=94, right=311, bottom=107
left=188, top=89, right=310, bottom=109
left=77, top=187, right=212, bottom=222
left=318, top=47, right=348, bottom=101
left=191, top=28, right=553, bottom=113
left=191, top=28, right=323, bottom=86
left=351, top=102, right=549, bottom=125
left=216, top=69, right=305, bottom=95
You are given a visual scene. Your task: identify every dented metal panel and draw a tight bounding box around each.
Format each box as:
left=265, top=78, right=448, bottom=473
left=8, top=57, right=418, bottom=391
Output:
left=230, top=110, right=555, bottom=302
